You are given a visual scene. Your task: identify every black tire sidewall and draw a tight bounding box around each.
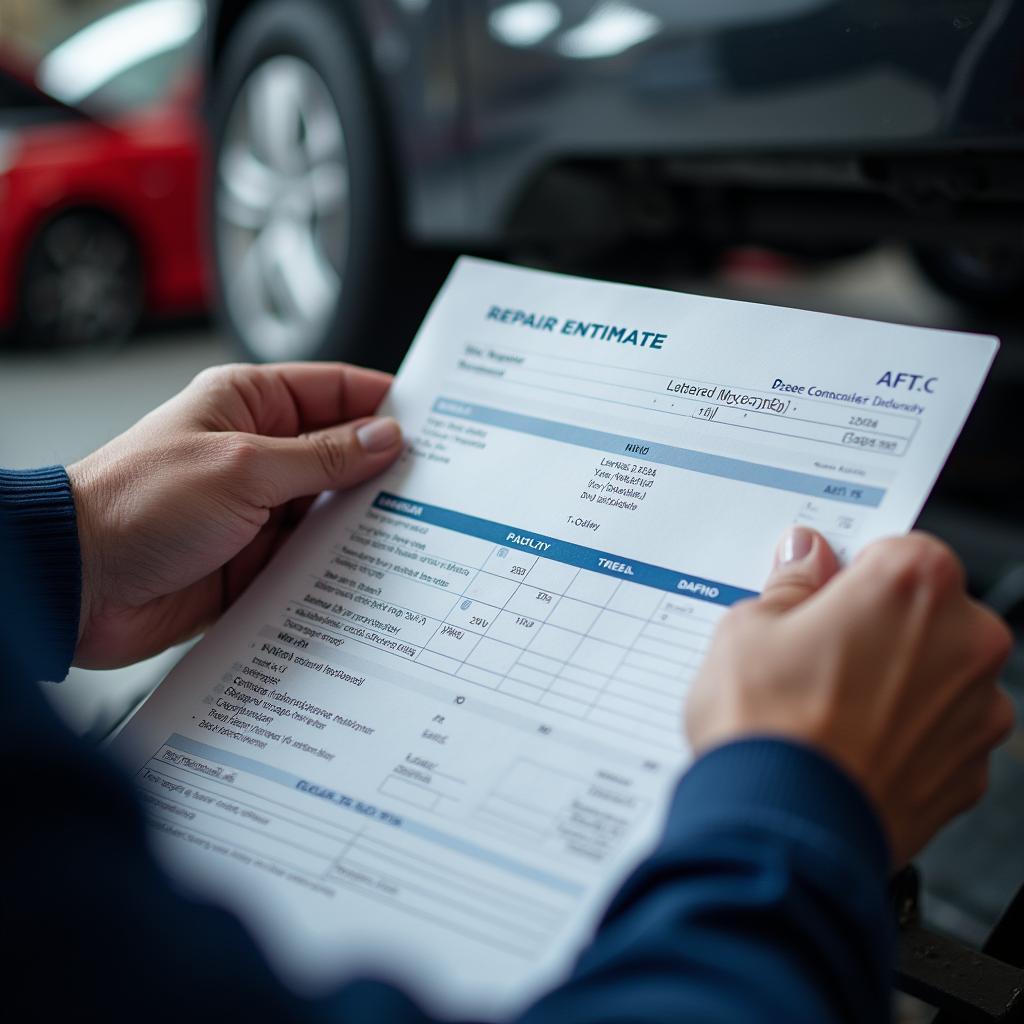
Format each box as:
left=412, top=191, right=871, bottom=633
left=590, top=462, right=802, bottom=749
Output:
left=18, top=210, right=143, bottom=349
left=912, top=243, right=1024, bottom=314
left=209, top=0, right=397, bottom=363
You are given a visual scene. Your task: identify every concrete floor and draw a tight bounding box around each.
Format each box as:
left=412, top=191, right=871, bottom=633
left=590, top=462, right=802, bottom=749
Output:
left=0, top=327, right=232, bottom=470
left=1, top=247, right=1021, bottom=970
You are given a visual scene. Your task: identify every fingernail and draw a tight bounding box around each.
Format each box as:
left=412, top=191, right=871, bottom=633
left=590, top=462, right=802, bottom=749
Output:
left=356, top=417, right=401, bottom=453
left=778, top=527, right=814, bottom=565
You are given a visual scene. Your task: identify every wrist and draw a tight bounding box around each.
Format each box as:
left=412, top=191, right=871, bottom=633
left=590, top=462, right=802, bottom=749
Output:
left=66, top=457, right=107, bottom=640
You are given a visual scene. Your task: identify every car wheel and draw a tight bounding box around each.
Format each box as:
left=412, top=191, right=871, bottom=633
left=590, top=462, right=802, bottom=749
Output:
left=211, top=0, right=447, bottom=368
left=912, top=242, right=1024, bottom=315
left=19, top=210, right=143, bottom=348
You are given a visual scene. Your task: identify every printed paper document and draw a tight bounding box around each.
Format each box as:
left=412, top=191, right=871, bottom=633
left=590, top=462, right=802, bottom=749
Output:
left=112, top=257, right=998, bottom=1018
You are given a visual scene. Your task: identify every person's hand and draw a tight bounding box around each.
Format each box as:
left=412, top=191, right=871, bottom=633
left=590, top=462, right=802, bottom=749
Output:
left=67, top=362, right=403, bottom=669
left=685, top=527, right=1015, bottom=865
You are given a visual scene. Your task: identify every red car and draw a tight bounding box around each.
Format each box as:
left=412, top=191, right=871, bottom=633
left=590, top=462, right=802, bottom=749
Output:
left=0, top=0, right=207, bottom=346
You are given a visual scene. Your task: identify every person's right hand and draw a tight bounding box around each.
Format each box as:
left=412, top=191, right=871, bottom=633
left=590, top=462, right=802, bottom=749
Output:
left=686, top=527, right=1015, bottom=865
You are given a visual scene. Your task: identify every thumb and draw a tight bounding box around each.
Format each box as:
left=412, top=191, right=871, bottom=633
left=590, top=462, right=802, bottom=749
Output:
left=758, top=527, right=840, bottom=614
left=259, top=415, right=404, bottom=503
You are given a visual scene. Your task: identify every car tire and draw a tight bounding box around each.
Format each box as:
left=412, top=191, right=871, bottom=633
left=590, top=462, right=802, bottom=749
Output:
left=18, top=210, right=143, bottom=348
left=210, top=0, right=448, bottom=369
left=912, top=242, right=1024, bottom=316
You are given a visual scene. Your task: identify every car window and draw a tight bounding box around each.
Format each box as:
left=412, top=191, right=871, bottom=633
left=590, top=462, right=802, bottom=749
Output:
left=37, top=0, right=202, bottom=116
left=77, top=42, right=194, bottom=115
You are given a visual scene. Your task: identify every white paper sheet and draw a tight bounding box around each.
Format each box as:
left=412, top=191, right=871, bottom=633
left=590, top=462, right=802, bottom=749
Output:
left=111, top=257, right=998, bottom=1018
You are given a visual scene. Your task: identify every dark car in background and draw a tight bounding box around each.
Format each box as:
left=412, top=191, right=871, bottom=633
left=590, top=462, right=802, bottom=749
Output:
left=0, top=0, right=207, bottom=347
left=206, top=0, right=1024, bottom=366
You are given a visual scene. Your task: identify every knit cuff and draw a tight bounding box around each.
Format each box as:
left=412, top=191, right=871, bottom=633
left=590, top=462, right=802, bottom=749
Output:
left=0, top=467, right=81, bottom=681
left=667, top=738, right=891, bottom=881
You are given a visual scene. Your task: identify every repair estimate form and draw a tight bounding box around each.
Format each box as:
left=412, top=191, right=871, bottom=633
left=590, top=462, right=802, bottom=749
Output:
left=112, top=258, right=998, bottom=1018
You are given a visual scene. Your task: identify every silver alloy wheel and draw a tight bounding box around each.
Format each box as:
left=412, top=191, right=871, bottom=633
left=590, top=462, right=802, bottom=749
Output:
left=216, top=55, right=348, bottom=361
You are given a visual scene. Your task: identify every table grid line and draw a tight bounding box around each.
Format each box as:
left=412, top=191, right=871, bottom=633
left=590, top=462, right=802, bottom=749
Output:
left=293, top=510, right=731, bottom=744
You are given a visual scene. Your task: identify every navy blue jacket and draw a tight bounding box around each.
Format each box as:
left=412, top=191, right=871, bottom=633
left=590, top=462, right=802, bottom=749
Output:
left=0, top=467, right=892, bottom=1022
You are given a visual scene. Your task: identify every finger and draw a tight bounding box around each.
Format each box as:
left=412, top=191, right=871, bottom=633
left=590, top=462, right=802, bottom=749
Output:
left=924, top=754, right=993, bottom=822
left=757, top=527, right=840, bottom=614
left=965, top=681, right=1018, bottom=752
left=895, top=757, right=991, bottom=864
left=806, top=534, right=971, bottom=666
left=224, top=495, right=319, bottom=599
left=186, top=363, right=394, bottom=436
left=282, top=493, right=318, bottom=528
left=263, top=362, right=394, bottom=430
left=221, top=507, right=291, bottom=606
left=968, top=600, right=1015, bottom=681
left=74, top=576, right=223, bottom=669
left=258, top=415, right=403, bottom=503
left=920, top=673, right=1014, bottom=764
left=991, top=684, right=1018, bottom=746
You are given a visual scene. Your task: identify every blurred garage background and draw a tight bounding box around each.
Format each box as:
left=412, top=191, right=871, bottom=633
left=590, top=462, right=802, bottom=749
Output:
left=1, top=1, right=1022, bottom=1017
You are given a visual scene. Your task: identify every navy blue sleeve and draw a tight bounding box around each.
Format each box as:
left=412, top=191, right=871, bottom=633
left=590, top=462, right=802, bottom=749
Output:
left=0, top=467, right=893, bottom=1024
left=520, top=741, right=892, bottom=1024
left=0, top=466, right=81, bottom=680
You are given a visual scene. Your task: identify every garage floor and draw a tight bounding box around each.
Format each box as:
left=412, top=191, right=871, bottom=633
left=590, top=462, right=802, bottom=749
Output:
left=1, top=247, right=1020, bottom=1004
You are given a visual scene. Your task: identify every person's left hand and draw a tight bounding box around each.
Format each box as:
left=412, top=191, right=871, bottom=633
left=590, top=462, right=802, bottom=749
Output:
left=67, top=362, right=403, bottom=668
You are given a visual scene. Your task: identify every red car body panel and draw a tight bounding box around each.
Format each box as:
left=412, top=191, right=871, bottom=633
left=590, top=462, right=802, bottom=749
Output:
left=0, top=82, right=209, bottom=328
